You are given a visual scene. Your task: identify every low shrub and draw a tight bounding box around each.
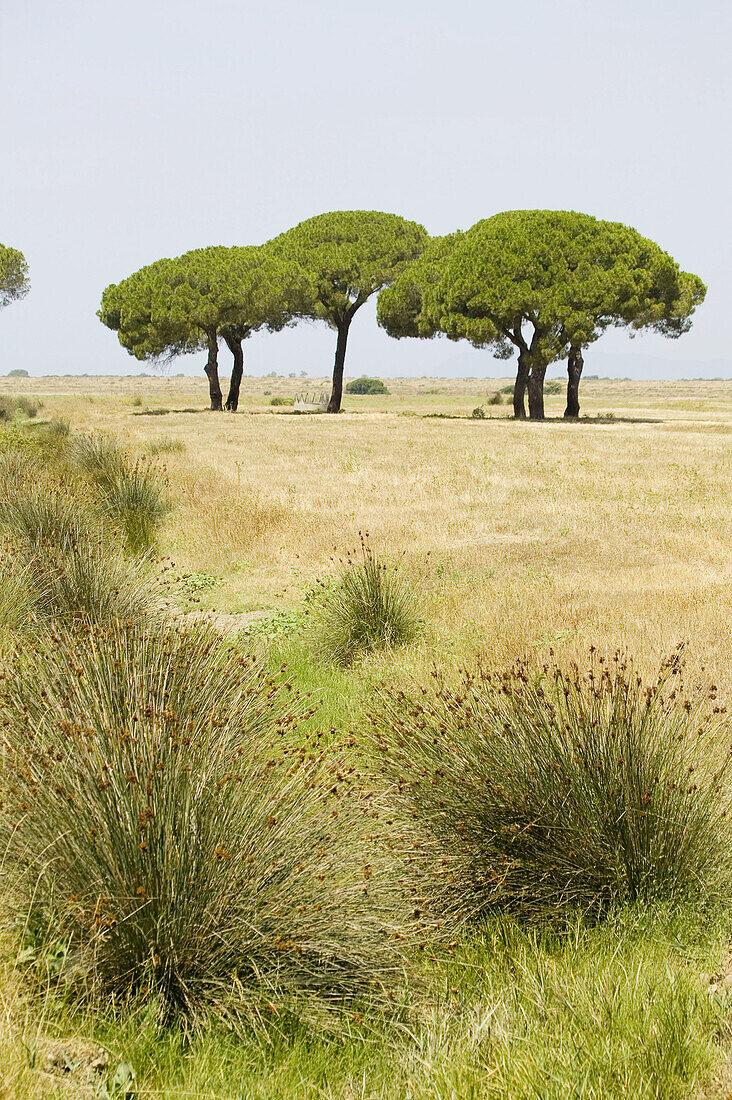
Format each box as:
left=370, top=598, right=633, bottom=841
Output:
left=270, top=395, right=294, bottom=406
left=311, top=537, right=422, bottom=665
left=471, top=406, right=486, bottom=419
left=544, top=379, right=563, bottom=395
left=0, top=620, right=408, bottom=1027
left=345, top=377, right=389, bottom=395
left=487, top=391, right=504, bottom=405
left=373, top=648, right=732, bottom=922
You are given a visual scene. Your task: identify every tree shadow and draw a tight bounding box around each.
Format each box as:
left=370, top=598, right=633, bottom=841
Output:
left=416, top=412, right=664, bottom=425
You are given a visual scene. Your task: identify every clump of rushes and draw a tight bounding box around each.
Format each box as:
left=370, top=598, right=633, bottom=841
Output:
left=0, top=484, right=90, bottom=551
left=372, top=647, right=732, bottom=923
left=69, top=433, right=171, bottom=554
left=312, top=535, right=422, bottom=665
left=0, top=446, right=41, bottom=497
left=96, top=458, right=171, bottom=554
left=0, top=558, right=38, bottom=647
left=0, top=620, right=409, bottom=1028
left=0, top=485, right=165, bottom=629
left=68, top=431, right=127, bottom=488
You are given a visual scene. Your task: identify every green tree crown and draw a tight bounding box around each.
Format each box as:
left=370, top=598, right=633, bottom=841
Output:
left=379, top=210, right=706, bottom=419
left=0, top=245, right=30, bottom=309
left=268, top=210, right=428, bottom=327
left=99, top=245, right=308, bottom=362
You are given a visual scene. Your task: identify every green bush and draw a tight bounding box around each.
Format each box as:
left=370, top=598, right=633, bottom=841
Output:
left=373, top=649, right=732, bottom=922
left=471, top=406, right=486, bottom=419
left=270, top=396, right=294, bottom=406
left=7, top=368, right=29, bottom=377
left=487, top=391, right=504, bottom=405
left=0, top=620, right=408, bottom=1027
left=311, top=538, right=422, bottom=665
left=544, top=379, right=563, bottom=395
left=345, top=377, right=389, bottom=395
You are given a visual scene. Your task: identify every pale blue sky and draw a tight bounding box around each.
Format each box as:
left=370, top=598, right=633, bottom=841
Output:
left=1, top=0, right=730, bottom=378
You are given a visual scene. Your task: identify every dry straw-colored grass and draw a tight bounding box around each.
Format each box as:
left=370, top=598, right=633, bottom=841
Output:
left=3, top=372, right=731, bottom=684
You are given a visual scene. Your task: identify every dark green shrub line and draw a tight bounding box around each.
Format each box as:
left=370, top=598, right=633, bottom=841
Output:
left=372, top=648, right=732, bottom=923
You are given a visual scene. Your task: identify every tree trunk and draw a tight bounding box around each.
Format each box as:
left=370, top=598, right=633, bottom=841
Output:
left=223, top=333, right=244, bottom=411
left=564, top=345, right=584, bottom=418
left=513, top=351, right=529, bottom=419
left=527, top=361, right=547, bottom=420
left=327, top=319, right=350, bottom=413
left=204, top=330, right=223, bottom=411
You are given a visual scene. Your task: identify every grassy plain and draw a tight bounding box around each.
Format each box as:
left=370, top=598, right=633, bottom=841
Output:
left=1, top=369, right=732, bottom=1098
left=7, top=371, right=731, bottom=682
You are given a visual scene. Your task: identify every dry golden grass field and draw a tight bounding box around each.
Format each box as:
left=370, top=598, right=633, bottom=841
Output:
left=4, top=370, right=731, bottom=685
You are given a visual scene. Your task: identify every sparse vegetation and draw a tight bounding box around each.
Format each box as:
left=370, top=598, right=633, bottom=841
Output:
left=146, top=435, right=185, bottom=455
left=311, top=537, right=423, bottom=664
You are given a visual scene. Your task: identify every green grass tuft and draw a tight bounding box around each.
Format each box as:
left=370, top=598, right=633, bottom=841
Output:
left=311, top=538, right=423, bottom=665
left=373, top=647, right=732, bottom=922
left=0, top=620, right=411, bottom=1029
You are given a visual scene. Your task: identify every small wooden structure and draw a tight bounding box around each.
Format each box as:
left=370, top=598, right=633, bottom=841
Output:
left=293, top=391, right=329, bottom=413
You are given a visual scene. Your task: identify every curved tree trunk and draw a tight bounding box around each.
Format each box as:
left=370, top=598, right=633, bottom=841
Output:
left=204, top=329, right=223, bottom=411
left=327, top=319, right=350, bottom=413
left=513, top=351, right=529, bottom=419
left=527, top=361, right=547, bottom=420
left=223, top=332, right=244, bottom=411
left=564, top=345, right=584, bottom=418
